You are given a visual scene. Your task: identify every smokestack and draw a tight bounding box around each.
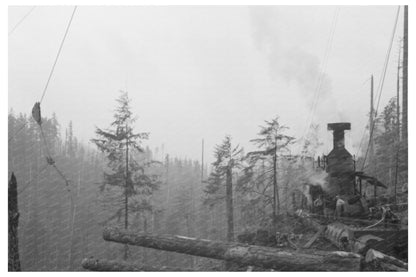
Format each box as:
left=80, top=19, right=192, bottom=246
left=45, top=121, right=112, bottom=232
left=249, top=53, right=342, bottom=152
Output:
left=326, top=122, right=354, bottom=197
left=327, top=123, right=351, bottom=149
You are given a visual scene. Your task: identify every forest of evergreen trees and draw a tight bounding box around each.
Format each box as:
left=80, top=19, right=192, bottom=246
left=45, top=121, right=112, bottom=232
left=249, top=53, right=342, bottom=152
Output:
left=8, top=106, right=212, bottom=270
left=8, top=92, right=407, bottom=271
left=355, top=96, right=408, bottom=202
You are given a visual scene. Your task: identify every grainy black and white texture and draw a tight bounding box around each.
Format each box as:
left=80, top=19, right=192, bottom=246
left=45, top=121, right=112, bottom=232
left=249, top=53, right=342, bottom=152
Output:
left=8, top=5, right=408, bottom=271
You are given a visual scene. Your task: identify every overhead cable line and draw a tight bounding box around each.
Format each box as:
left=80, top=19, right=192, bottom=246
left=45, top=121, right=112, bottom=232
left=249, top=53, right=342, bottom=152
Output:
left=22, top=6, right=79, bottom=216
left=9, top=6, right=77, bottom=144
left=353, top=77, right=373, bottom=158
left=8, top=122, right=28, bottom=142
left=31, top=103, right=72, bottom=195
left=355, top=124, right=368, bottom=159
left=307, top=8, right=339, bottom=128
left=361, top=6, right=401, bottom=171
left=299, top=7, right=339, bottom=150
left=40, top=6, right=77, bottom=104
left=17, top=163, right=49, bottom=195
left=8, top=6, right=36, bottom=36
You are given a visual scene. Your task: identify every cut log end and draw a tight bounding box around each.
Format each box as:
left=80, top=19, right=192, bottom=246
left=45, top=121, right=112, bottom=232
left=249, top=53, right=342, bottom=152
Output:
left=365, top=249, right=407, bottom=271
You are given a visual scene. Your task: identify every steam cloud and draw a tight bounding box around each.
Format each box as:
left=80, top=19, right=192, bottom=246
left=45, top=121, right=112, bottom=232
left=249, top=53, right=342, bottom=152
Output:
left=249, top=7, right=333, bottom=108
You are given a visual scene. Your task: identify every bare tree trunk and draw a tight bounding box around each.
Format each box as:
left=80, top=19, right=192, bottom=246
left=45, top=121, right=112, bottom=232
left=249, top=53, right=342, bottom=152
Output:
left=8, top=173, right=21, bottom=271
left=142, top=213, right=147, bottom=264
left=124, top=126, right=129, bottom=261
left=68, top=161, right=83, bottom=270
left=225, top=167, right=234, bottom=270
left=103, top=227, right=362, bottom=271
left=273, top=142, right=279, bottom=230
left=164, top=155, right=170, bottom=266
left=226, top=168, right=234, bottom=242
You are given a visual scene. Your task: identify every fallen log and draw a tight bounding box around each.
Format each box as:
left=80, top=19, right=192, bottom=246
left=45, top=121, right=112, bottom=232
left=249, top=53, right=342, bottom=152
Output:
left=103, top=227, right=362, bottom=271
left=81, top=258, right=193, bottom=271
left=364, top=249, right=407, bottom=271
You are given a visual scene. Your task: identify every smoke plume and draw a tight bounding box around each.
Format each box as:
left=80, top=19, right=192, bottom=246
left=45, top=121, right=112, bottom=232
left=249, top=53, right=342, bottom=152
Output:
left=249, top=7, right=334, bottom=108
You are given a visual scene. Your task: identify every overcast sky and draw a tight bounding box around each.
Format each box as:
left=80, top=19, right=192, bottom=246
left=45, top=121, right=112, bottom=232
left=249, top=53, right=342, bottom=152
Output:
left=8, top=5, right=404, bottom=163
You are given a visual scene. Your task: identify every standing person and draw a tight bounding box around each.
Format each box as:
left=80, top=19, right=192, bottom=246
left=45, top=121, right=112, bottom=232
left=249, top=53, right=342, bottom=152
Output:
left=334, top=195, right=345, bottom=219
left=313, top=195, right=323, bottom=214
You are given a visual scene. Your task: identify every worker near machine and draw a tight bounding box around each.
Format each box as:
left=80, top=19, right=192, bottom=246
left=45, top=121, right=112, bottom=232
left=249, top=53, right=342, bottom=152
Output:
left=314, top=195, right=323, bottom=214
left=334, top=195, right=345, bottom=219
left=383, top=206, right=400, bottom=228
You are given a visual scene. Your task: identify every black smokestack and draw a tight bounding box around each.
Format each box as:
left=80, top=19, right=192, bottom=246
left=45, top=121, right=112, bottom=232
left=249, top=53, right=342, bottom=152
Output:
left=326, top=122, right=354, bottom=196
left=327, top=123, right=351, bottom=149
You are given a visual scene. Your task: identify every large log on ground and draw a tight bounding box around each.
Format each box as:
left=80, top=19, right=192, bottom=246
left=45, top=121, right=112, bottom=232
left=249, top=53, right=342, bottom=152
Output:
left=81, top=258, right=194, bottom=271
left=103, top=227, right=362, bottom=271
left=364, top=249, right=407, bottom=271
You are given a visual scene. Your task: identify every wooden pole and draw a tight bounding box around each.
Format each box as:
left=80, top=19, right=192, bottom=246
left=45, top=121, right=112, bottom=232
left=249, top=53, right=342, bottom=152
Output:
left=397, top=42, right=401, bottom=140
left=103, top=227, right=362, bottom=271
left=201, top=139, right=204, bottom=182
left=369, top=75, right=376, bottom=199
left=8, top=173, right=21, bottom=271
left=394, top=42, right=402, bottom=204
left=402, top=5, right=408, bottom=140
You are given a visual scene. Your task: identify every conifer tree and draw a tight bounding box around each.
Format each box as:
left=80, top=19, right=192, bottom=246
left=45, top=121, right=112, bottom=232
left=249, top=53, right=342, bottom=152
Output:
left=240, top=117, right=294, bottom=231
left=91, top=91, right=160, bottom=260
left=204, top=135, right=243, bottom=242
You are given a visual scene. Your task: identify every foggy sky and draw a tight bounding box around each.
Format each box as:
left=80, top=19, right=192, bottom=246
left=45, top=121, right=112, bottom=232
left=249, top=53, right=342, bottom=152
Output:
left=8, top=6, right=404, bottom=163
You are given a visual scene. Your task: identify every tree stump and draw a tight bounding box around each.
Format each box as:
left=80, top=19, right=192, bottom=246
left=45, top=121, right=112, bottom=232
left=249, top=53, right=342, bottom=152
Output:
left=8, top=173, right=21, bottom=271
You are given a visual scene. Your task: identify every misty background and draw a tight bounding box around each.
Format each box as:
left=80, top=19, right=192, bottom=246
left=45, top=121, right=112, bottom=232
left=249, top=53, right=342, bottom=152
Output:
left=7, top=5, right=409, bottom=272
left=9, top=5, right=403, bottom=163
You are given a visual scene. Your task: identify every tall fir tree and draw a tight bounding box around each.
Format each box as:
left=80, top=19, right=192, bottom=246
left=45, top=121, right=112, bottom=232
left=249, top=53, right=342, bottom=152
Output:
left=91, top=91, right=160, bottom=260
left=242, top=117, right=294, bottom=231
left=204, top=135, right=243, bottom=242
